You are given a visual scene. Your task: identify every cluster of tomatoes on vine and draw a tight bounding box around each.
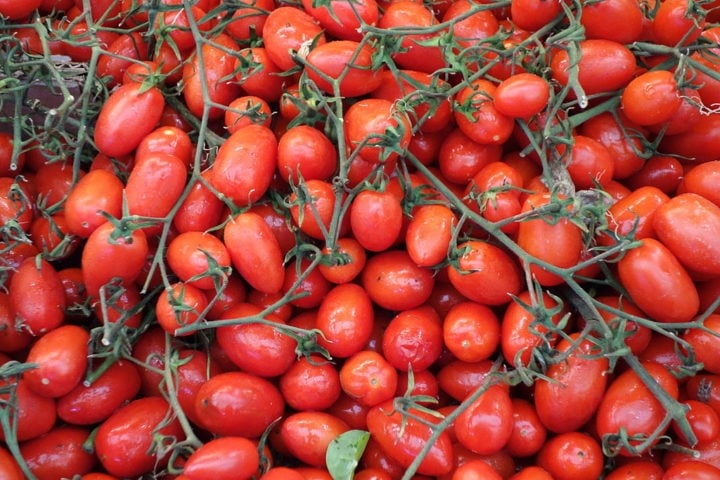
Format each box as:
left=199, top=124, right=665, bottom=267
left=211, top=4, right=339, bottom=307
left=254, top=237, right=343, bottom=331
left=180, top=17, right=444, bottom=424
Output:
left=2, top=0, right=720, bottom=478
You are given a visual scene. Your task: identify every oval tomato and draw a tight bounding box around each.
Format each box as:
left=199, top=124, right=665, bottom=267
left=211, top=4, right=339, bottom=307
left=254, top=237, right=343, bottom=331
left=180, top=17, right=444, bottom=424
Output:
left=350, top=188, right=404, bottom=252
left=405, top=204, right=457, bottom=267
left=301, top=0, right=378, bottom=41
left=361, top=249, right=435, bottom=311
left=305, top=40, right=384, bottom=97
left=281, top=355, right=342, bottom=411
left=455, top=384, right=514, bottom=456
left=63, top=169, right=124, bottom=238
left=280, top=411, right=350, bottom=467
left=316, top=282, right=375, bottom=358
left=183, top=437, right=260, bottom=480
left=382, top=305, right=443, bottom=372
left=20, top=426, right=95, bottom=479
left=9, top=257, right=66, bottom=335
left=344, top=98, right=412, bottom=165
left=262, top=6, right=326, bottom=71
left=536, top=431, right=604, bottom=480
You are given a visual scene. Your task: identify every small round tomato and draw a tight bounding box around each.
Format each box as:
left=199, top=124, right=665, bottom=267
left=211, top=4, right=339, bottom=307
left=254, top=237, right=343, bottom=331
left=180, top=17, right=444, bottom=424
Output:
left=155, top=282, right=209, bottom=336
left=9, top=257, right=66, bottom=335
left=317, top=237, right=367, bottom=284
left=166, top=231, right=231, bottom=291
left=682, top=314, right=720, bottom=375
left=280, top=411, right=350, bottom=467
left=624, top=155, right=684, bottom=195
left=680, top=160, right=720, bottom=207
left=580, top=0, right=644, bottom=43
left=183, top=437, right=260, bottom=480
left=438, top=128, right=503, bottom=185
left=93, top=81, right=165, bottom=157
left=288, top=178, right=343, bottom=241
left=447, top=240, right=522, bottom=306
left=604, top=460, right=664, bottom=480
left=20, top=426, right=95, bottom=479
left=277, top=125, right=337, bottom=184
left=451, top=460, right=504, bottom=480
left=366, top=399, right=454, bottom=476
left=362, top=250, right=435, bottom=311
left=316, top=283, right=374, bottom=358
left=57, top=359, right=141, bottom=426
left=562, top=134, right=615, bottom=189
left=621, top=70, right=682, bottom=126
left=339, top=350, right=398, bottom=407
left=350, top=188, right=404, bottom=253
left=173, top=170, right=226, bottom=234
left=597, top=185, right=669, bottom=246
left=652, top=0, right=705, bottom=46
left=536, top=431, right=604, bottom=480
left=95, top=396, right=184, bottom=477
left=617, top=238, right=699, bottom=324
left=280, top=355, right=342, bottom=411
left=672, top=400, right=720, bottom=445
left=97, top=31, right=149, bottom=87
left=234, top=47, right=288, bottom=103
left=194, top=371, right=285, bottom=438
left=443, top=301, right=500, bottom=363
left=301, top=0, right=378, bottom=41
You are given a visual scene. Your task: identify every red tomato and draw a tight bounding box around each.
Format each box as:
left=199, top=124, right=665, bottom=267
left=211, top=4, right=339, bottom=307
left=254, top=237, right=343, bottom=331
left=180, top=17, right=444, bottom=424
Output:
left=597, top=185, right=669, bottom=246
left=155, top=282, right=209, bottom=336
left=382, top=305, right=443, bottom=372
left=510, top=0, right=561, bottom=31
left=455, top=385, right=514, bottom=455
left=581, top=0, right=643, bottom=43
left=350, top=188, right=404, bottom=252
left=81, top=220, right=149, bottom=297
left=0, top=446, right=23, bottom=480
left=223, top=211, right=285, bottom=294
left=0, top=132, right=25, bottom=176
left=172, top=170, right=225, bottom=234
left=224, top=95, right=272, bottom=134
left=225, top=0, right=275, bottom=43
left=135, top=125, right=193, bottom=168
left=0, top=291, right=33, bottom=353
left=20, top=426, right=95, bottom=479
left=97, top=32, right=148, bottom=87
left=0, top=379, right=56, bottom=442
left=216, top=303, right=297, bottom=377
left=451, top=460, right=503, bottom=480
left=438, top=128, right=502, bottom=185
left=262, top=6, right=326, bottom=71
left=183, top=437, right=260, bottom=480
left=93, top=82, right=165, bottom=157
left=561, top=134, right=615, bottom=189
left=63, top=169, right=124, bottom=238
left=617, top=237, right=699, bottom=324
left=448, top=240, right=521, bottom=305
left=534, top=333, right=609, bottom=433
left=0, top=176, right=34, bottom=233
left=454, top=79, right=514, bottom=146
left=362, top=250, right=436, bottom=311
left=280, top=411, right=351, bottom=467
left=194, top=371, right=285, bottom=437
left=9, top=257, right=66, bottom=335
left=366, top=399, right=454, bottom=476
left=280, top=354, right=342, bottom=411
left=505, top=398, right=547, bottom=458
left=95, top=396, right=184, bottom=477
left=234, top=47, right=288, bottom=103
left=663, top=461, right=720, bottom=479
left=595, top=295, right=652, bottom=356
left=508, top=466, right=555, bottom=480
left=682, top=314, right=720, bottom=375
left=681, top=160, right=720, bottom=207
left=406, top=204, right=457, bottom=267
left=277, top=125, right=337, bottom=184
left=536, top=431, right=604, bottom=480
left=604, top=460, right=664, bottom=480
left=652, top=0, right=705, bottom=46
left=181, top=34, right=241, bottom=120
left=659, top=112, right=720, bottom=164
left=653, top=193, right=720, bottom=277
left=443, top=301, right=500, bottom=363
left=339, top=350, right=398, bottom=407
left=0, top=0, right=42, bottom=19
left=166, top=231, right=231, bottom=291
left=316, top=283, right=374, bottom=358
left=57, top=359, right=141, bottom=425
left=621, top=70, right=682, bottom=126
left=301, top=0, right=378, bottom=41
left=493, top=73, right=550, bottom=119
left=317, top=237, right=367, bottom=284
left=624, top=155, right=683, bottom=195
left=596, top=361, right=679, bottom=456
left=344, top=98, right=413, bottom=165
left=672, top=400, right=720, bottom=446
left=305, top=41, right=384, bottom=98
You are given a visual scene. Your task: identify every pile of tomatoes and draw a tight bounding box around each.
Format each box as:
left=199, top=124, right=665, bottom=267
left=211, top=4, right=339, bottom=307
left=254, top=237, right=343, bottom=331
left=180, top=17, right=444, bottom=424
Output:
left=2, top=0, right=720, bottom=478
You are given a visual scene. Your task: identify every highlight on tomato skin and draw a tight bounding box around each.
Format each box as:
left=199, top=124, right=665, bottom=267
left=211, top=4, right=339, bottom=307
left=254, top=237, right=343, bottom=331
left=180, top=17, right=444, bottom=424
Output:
left=3, top=0, right=720, bottom=477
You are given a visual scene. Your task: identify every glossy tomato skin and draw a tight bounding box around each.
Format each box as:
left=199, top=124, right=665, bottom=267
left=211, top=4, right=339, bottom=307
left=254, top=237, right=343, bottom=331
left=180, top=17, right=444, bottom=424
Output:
left=0, top=446, right=23, bottom=480
left=454, top=79, right=514, bottom=146
left=447, top=240, right=522, bottom=306
left=277, top=125, right=337, bottom=184
left=443, top=301, right=500, bottom=363
left=362, top=250, right=435, bottom=311
left=166, top=231, right=231, bottom=291
left=24, top=324, right=89, bottom=398
left=173, top=170, right=226, bottom=234
left=339, top=350, right=398, bottom=407
left=455, top=385, right=514, bottom=456
left=57, top=359, right=141, bottom=425
left=682, top=315, right=720, bottom=375
left=183, top=436, right=260, bottom=480
left=534, top=333, right=609, bottom=433
left=603, top=460, right=664, bottom=480
left=263, top=6, right=326, bottom=71
left=301, top=0, right=378, bottom=41
left=663, top=461, right=720, bottom=479
left=280, top=354, right=342, bottom=411
left=316, top=283, right=375, bottom=358
left=382, top=305, right=443, bottom=372
left=20, top=426, right=96, bottom=479
left=0, top=292, right=33, bottom=353
left=536, top=431, right=604, bottom=480
left=505, top=398, right=547, bottom=458
left=596, top=361, right=679, bottom=456
left=305, top=41, right=384, bottom=97
left=617, top=237, right=699, bottom=324
left=280, top=411, right=351, bottom=467
left=406, top=204, right=457, bottom=267
left=344, top=98, right=413, bottom=165
left=0, top=379, right=56, bottom=442
left=210, top=124, right=277, bottom=208
left=493, top=73, right=550, bottom=119
left=366, top=399, right=454, bottom=476
left=94, top=82, right=165, bottom=157
left=194, top=371, right=285, bottom=438
left=653, top=193, right=720, bottom=277
left=95, top=396, right=184, bottom=477
left=9, top=257, right=66, bottom=335
left=597, top=185, right=670, bottom=247
left=64, top=169, right=124, bottom=238
left=155, top=281, right=209, bottom=335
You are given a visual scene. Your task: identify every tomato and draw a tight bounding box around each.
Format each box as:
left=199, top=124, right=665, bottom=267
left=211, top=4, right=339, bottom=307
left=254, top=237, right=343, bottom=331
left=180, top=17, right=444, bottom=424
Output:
left=508, top=466, right=554, bottom=480
left=135, top=125, right=193, bottom=168
left=510, top=0, right=561, bottom=31
left=455, top=384, right=513, bottom=456
left=338, top=349, right=397, bottom=407
left=0, top=132, right=25, bottom=176
left=581, top=0, right=643, bottom=43
left=505, top=398, right=547, bottom=458
left=617, top=237, right=699, bottom=324
left=536, top=431, right=604, bottom=480
left=621, top=70, right=682, bottom=126
left=173, top=170, right=225, bottom=234
left=81, top=220, right=149, bottom=297
left=672, top=399, right=720, bottom=446
left=451, top=460, right=503, bottom=480
left=305, top=40, right=384, bottom=98
left=194, top=371, right=285, bottom=437
left=263, top=6, right=326, bottom=71
left=301, top=0, right=378, bottom=41
left=406, top=204, right=457, bottom=267
left=318, top=237, right=367, bottom=284
left=350, top=188, right=404, bottom=252
left=59, top=20, right=118, bottom=62
left=663, top=435, right=720, bottom=470
left=96, top=32, right=148, bottom=87
left=63, top=169, right=123, bottom=238
left=280, top=354, right=341, bottom=411
left=442, top=301, right=500, bottom=363
left=234, top=47, right=288, bottom=103
left=596, top=361, right=679, bottom=456
left=94, top=81, right=165, bottom=157
left=681, top=160, right=720, bottom=207
left=493, top=73, right=550, bottom=119
left=223, top=211, right=285, bottom=294
left=664, top=461, right=720, bottom=479
left=534, top=333, right=609, bottom=433
left=0, top=446, right=23, bottom=480
left=447, top=239, right=521, bottom=305
left=682, top=314, right=720, bottom=375
left=381, top=305, right=443, bottom=372
left=9, top=257, right=66, bottom=335
left=277, top=125, right=337, bottom=184
left=166, top=231, right=231, bottom=291
left=344, top=98, right=413, bottom=165
left=260, top=467, right=306, bottom=480
left=550, top=39, right=636, bottom=98
left=604, top=460, right=664, bottom=480
left=660, top=112, right=720, bottom=164
left=20, top=426, right=95, bottom=479
left=95, top=396, right=184, bottom=477
left=155, top=281, right=209, bottom=335
left=0, top=175, right=34, bottom=233
left=0, top=379, right=56, bottom=442
left=57, top=359, right=141, bottom=425
left=653, top=193, right=720, bottom=278
left=280, top=411, right=350, bottom=467
left=454, top=79, right=514, bottom=146
left=225, top=0, right=275, bottom=42
left=316, top=283, right=374, bottom=358
left=23, top=324, right=89, bottom=398
left=597, top=185, right=669, bottom=246
left=182, top=34, right=241, bottom=120
left=0, top=291, right=33, bottom=353
left=561, top=134, right=616, bottom=189
left=438, top=128, right=502, bottom=186
left=223, top=95, right=272, bottom=134
left=216, top=302, right=296, bottom=377
left=595, top=295, right=652, bottom=356
left=183, top=437, right=260, bottom=480
left=362, top=249, right=435, bottom=311
left=624, top=155, right=683, bottom=195
left=377, top=1, right=446, bottom=74
left=366, top=399, right=454, bottom=476
left=0, top=0, right=41, bottom=19
left=652, top=0, right=705, bottom=46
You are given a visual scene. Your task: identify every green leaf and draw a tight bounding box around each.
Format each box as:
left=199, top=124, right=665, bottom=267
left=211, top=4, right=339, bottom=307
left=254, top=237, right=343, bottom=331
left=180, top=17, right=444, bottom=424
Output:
left=326, top=430, right=370, bottom=480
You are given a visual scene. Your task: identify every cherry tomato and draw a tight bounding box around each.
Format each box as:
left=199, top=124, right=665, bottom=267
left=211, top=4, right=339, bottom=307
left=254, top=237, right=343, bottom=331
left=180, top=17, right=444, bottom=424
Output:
left=155, top=281, right=209, bottom=336
left=20, top=426, right=95, bottom=479
left=0, top=379, right=56, bottom=442
left=580, top=0, right=643, bottom=43
left=350, top=188, right=404, bottom=253
left=9, top=257, right=66, bottom=335
left=406, top=204, right=457, bottom=267
left=302, top=0, right=378, bottom=41
left=262, top=6, right=326, bottom=71
left=382, top=305, right=443, bottom=372
left=0, top=446, right=23, bottom=480
left=603, top=460, right=664, bottom=480
left=652, top=0, right=705, bottom=46
left=305, top=40, right=384, bottom=98
left=280, top=411, right=351, bottom=467
left=183, top=437, right=260, bottom=480
left=493, top=73, right=550, bottom=119
left=280, top=354, right=342, bottom=411
left=316, top=283, right=375, bottom=358
left=277, top=125, right=338, bottom=184
left=362, top=249, right=435, bottom=311
left=536, top=431, right=604, bottom=480
left=344, top=98, right=413, bottom=165
left=505, top=398, right=547, bottom=458
left=681, top=160, right=720, bottom=207
left=443, top=301, right=500, bottom=363
left=63, top=169, right=124, bottom=238
left=454, top=79, right=514, bottom=146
